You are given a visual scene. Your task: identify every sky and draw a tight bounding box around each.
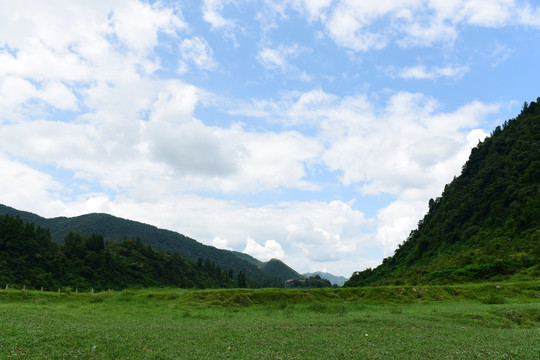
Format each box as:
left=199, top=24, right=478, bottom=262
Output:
left=1, top=0, right=539, bottom=277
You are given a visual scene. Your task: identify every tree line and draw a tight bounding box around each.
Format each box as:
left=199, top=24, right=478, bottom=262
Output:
left=0, top=214, right=248, bottom=291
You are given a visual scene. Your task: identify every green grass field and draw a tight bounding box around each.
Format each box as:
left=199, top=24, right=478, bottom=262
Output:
left=1, top=282, right=539, bottom=359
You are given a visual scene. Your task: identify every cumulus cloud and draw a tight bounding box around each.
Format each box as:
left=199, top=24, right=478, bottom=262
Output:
left=289, top=0, right=540, bottom=51
left=108, top=1, right=186, bottom=53
left=376, top=199, right=425, bottom=256
left=217, top=130, right=321, bottom=192
left=0, top=153, right=66, bottom=216
left=316, top=92, right=498, bottom=193
left=0, top=121, right=97, bottom=163
left=0, top=0, right=186, bottom=122
left=240, top=89, right=499, bottom=257
left=244, top=237, right=285, bottom=261
left=0, top=76, right=38, bottom=109
left=458, top=0, right=514, bottom=27
left=212, top=237, right=233, bottom=250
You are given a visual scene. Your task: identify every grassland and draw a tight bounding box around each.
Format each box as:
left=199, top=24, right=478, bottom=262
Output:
left=1, top=282, right=539, bottom=359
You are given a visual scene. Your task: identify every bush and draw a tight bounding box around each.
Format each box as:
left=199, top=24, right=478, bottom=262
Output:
left=482, top=291, right=506, bottom=304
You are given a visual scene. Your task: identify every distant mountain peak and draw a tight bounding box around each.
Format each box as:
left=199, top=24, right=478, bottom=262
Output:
left=303, top=271, right=349, bottom=286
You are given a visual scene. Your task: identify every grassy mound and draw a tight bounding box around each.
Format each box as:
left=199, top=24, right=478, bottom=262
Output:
left=2, top=280, right=539, bottom=306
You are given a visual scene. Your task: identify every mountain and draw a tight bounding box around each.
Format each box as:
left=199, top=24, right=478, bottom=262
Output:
left=0, top=205, right=300, bottom=286
left=303, top=272, right=349, bottom=286
left=345, top=98, right=540, bottom=287
left=0, top=214, right=237, bottom=291
left=261, top=259, right=303, bottom=281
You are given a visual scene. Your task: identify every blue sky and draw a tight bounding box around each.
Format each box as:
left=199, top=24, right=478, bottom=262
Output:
left=1, top=0, right=539, bottom=276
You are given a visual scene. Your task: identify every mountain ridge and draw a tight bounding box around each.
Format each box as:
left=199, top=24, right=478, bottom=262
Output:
left=0, top=204, right=303, bottom=285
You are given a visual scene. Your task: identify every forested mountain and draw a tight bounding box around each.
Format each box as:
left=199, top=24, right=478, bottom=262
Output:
left=285, top=274, right=333, bottom=288
left=0, top=215, right=238, bottom=290
left=346, top=98, right=540, bottom=287
left=261, top=259, right=302, bottom=281
left=303, top=272, right=349, bottom=286
left=0, top=205, right=302, bottom=286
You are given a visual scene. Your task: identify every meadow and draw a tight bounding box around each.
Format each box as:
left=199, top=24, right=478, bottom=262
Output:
left=1, top=282, right=539, bottom=359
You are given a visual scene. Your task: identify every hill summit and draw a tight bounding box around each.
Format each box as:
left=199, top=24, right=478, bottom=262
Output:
left=346, top=98, right=540, bottom=286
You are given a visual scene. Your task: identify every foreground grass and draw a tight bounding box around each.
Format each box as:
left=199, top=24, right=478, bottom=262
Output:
left=0, top=282, right=539, bottom=359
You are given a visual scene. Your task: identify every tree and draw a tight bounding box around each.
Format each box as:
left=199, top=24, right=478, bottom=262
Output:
left=237, top=271, right=247, bottom=288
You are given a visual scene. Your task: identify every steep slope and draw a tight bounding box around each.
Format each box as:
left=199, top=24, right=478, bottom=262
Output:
left=346, top=98, right=540, bottom=286
left=0, top=206, right=296, bottom=286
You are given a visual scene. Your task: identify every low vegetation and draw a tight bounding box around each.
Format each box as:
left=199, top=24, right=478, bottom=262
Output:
left=1, top=283, right=539, bottom=359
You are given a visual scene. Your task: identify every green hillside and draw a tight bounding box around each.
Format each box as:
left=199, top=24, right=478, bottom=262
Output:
left=0, top=214, right=237, bottom=290
left=346, top=98, right=540, bottom=287
left=261, top=258, right=303, bottom=281
left=0, top=206, right=301, bottom=286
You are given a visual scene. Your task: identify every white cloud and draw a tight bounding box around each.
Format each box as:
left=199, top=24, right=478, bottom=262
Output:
left=212, top=237, right=233, bottom=250
left=397, top=64, right=469, bottom=80
left=242, top=89, right=500, bottom=259
left=38, top=82, right=79, bottom=110
left=0, top=77, right=77, bottom=116
left=376, top=199, right=425, bottom=255
left=0, top=76, right=37, bottom=108
left=146, top=118, right=241, bottom=177
left=243, top=237, right=285, bottom=262
left=257, top=47, right=288, bottom=71
left=0, top=153, right=66, bottom=216
left=0, top=120, right=97, bottom=163
left=457, top=0, right=514, bottom=27
left=490, top=44, right=514, bottom=67
left=256, top=44, right=311, bottom=81
left=324, top=2, right=389, bottom=51
left=294, top=0, right=333, bottom=22
left=517, top=3, right=540, bottom=27
left=290, top=0, right=540, bottom=51
left=0, top=74, right=324, bottom=201
left=0, top=0, right=187, bottom=125
left=202, top=0, right=237, bottom=30
left=178, top=36, right=217, bottom=73
left=317, top=92, right=498, bottom=193
left=216, top=129, right=322, bottom=192
left=108, top=1, right=186, bottom=54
